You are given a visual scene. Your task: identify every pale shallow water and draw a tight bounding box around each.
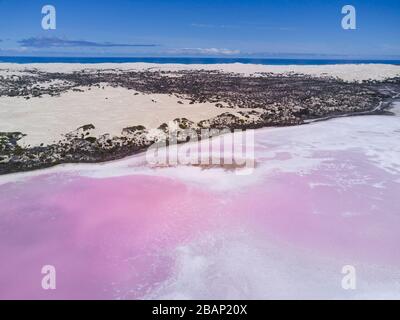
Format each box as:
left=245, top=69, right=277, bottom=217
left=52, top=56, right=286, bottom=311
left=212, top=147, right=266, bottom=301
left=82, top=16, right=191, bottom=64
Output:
left=0, top=103, right=400, bottom=300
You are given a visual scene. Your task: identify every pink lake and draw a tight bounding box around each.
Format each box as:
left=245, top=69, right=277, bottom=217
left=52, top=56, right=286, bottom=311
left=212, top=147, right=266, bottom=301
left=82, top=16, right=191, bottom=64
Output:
left=1, top=105, right=400, bottom=300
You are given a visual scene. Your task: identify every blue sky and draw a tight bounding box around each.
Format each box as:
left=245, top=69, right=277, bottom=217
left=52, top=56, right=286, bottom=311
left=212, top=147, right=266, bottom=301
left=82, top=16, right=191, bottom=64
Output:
left=0, top=0, right=399, bottom=58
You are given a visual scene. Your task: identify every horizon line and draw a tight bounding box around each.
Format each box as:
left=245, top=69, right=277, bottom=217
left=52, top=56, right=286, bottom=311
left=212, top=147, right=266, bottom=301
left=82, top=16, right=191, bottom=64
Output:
left=1, top=55, right=400, bottom=61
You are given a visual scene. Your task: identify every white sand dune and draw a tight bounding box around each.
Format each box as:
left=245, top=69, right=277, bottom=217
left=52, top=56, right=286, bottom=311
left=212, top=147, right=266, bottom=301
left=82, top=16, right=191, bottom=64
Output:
left=1, top=63, right=399, bottom=146
left=0, top=85, right=233, bottom=146
left=1, top=62, right=400, bottom=81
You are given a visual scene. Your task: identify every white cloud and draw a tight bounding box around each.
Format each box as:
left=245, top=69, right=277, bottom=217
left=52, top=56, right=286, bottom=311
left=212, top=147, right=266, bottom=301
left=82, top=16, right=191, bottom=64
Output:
left=170, top=47, right=241, bottom=56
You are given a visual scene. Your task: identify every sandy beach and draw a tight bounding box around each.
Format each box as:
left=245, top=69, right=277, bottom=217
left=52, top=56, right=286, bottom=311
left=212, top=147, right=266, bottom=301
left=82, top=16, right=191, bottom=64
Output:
left=2, top=62, right=400, bottom=81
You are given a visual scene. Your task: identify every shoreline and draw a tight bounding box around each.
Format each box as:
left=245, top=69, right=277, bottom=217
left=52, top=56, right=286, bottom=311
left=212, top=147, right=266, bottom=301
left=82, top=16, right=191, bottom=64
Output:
left=0, top=98, right=398, bottom=179
left=2, top=62, right=400, bottom=81
left=1, top=63, right=400, bottom=175
left=303, top=97, right=397, bottom=124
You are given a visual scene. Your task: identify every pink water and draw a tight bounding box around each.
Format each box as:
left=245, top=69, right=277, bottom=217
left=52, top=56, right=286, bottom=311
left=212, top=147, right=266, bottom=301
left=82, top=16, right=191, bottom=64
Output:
left=1, top=111, right=400, bottom=299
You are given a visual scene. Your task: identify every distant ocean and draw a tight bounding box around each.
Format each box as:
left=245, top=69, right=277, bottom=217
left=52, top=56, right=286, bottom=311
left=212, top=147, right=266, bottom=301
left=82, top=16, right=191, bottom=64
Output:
left=0, top=56, right=400, bottom=65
